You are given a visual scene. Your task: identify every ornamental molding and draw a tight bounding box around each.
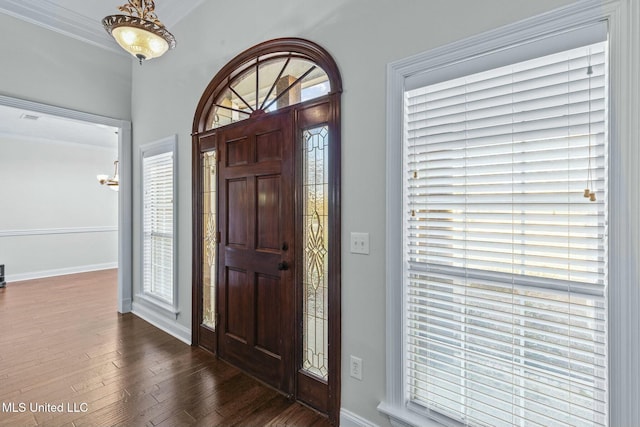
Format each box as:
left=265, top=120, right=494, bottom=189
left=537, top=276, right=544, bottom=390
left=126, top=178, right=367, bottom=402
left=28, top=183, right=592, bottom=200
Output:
left=0, top=0, right=202, bottom=55
left=0, top=0, right=121, bottom=54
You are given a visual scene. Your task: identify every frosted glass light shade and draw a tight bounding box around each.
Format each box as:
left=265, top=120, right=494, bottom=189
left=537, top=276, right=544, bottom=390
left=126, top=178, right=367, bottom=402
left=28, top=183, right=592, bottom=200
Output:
left=103, top=14, right=176, bottom=63
left=112, top=25, right=169, bottom=60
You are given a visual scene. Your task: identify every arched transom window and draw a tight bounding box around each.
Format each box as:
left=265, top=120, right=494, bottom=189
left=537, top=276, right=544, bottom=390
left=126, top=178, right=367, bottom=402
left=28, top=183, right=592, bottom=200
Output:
left=205, top=53, right=331, bottom=129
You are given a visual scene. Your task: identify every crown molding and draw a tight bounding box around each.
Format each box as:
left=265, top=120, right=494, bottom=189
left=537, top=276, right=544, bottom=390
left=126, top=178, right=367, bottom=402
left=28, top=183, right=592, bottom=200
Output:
left=0, top=0, right=205, bottom=56
left=0, top=0, right=125, bottom=55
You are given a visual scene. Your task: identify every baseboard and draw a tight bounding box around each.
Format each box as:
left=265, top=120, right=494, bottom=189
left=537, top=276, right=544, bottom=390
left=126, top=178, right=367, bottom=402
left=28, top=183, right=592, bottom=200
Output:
left=341, top=409, right=380, bottom=427
left=132, top=301, right=192, bottom=345
left=6, top=262, right=117, bottom=283
left=118, top=298, right=132, bottom=314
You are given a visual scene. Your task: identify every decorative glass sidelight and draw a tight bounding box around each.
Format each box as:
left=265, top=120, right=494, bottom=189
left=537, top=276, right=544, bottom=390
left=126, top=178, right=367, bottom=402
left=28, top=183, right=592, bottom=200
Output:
left=202, top=150, right=217, bottom=329
left=302, top=125, right=329, bottom=380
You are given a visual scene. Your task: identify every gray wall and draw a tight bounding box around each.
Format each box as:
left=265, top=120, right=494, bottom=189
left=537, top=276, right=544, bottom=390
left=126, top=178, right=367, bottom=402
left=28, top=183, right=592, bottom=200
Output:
left=0, top=136, right=118, bottom=280
left=128, top=0, right=575, bottom=424
left=0, top=13, right=132, bottom=120
left=0, top=13, right=131, bottom=281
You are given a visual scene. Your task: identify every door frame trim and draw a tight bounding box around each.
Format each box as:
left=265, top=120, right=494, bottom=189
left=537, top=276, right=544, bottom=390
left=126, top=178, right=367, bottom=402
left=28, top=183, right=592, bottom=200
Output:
left=191, top=37, right=342, bottom=134
left=0, top=94, right=132, bottom=313
left=191, top=38, right=342, bottom=424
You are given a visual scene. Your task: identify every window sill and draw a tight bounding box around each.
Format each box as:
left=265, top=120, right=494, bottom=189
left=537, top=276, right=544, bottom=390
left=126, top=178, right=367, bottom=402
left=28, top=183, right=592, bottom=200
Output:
left=135, top=293, right=179, bottom=319
left=378, top=402, right=448, bottom=427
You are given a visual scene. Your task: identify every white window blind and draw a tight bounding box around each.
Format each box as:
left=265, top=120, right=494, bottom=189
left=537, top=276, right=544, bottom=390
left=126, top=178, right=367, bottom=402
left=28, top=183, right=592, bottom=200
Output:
left=404, top=41, right=607, bottom=427
left=143, top=150, right=175, bottom=305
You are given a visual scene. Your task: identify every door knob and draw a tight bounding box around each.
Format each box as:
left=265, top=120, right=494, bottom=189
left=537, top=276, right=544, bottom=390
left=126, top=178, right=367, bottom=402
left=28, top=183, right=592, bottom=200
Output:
left=277, top=261, right=289, bottom=271
left=281, top=242, right=288, bottom=251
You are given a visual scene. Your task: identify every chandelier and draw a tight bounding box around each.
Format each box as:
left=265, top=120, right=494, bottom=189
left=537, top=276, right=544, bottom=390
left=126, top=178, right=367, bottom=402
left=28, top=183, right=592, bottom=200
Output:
left=102, top=0, right=176, bottom=64
left=98, top=161, right=120, bottom=192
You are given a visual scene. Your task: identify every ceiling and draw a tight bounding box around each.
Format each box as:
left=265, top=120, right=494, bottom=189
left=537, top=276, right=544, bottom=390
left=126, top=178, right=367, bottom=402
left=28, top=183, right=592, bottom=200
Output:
left=0, top=0, right=205, bottom=55
left=0, top=0, right=204, bottom=148
left=0, top=104, right=118, bottom=149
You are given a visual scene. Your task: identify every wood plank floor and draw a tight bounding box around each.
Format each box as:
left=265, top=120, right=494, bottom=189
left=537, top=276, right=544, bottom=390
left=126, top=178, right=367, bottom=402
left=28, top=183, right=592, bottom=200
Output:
left=0, top=270, right=331, bottom=427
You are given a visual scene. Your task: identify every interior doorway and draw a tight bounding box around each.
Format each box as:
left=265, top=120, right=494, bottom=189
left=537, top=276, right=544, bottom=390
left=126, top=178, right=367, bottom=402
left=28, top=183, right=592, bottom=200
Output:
left=191, top=38, right=342, bottom=424
left=0, top=95, right=132, bottom=313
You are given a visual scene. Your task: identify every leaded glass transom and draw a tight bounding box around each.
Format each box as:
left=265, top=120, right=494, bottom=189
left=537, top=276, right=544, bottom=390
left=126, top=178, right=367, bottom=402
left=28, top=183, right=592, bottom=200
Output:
left=206, top=55, right=330, bottom=129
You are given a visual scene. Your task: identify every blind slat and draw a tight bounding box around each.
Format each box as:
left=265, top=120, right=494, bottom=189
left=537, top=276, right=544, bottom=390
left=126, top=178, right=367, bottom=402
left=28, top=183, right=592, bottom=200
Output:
left=143, top=149, right=174, bottom=304
left=404, top=40, right=608, bottom=427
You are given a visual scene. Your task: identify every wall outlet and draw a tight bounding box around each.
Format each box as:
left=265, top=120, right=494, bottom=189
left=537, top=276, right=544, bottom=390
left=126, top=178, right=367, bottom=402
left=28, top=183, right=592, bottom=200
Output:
left=350, top=355, right=363, bottom=380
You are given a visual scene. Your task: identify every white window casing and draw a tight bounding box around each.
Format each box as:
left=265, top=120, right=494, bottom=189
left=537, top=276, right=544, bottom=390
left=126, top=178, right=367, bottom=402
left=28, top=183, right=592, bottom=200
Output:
left=140, top=135, right=178, bottom=314
left=380, top=1, right=640, bottom=426
left=407, top=39, right=608, bottom=426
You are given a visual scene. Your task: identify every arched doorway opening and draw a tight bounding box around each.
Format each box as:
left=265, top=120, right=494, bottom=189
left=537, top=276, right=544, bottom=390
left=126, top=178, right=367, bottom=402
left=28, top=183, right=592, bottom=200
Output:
left=191, top=38, right=342, bottom=423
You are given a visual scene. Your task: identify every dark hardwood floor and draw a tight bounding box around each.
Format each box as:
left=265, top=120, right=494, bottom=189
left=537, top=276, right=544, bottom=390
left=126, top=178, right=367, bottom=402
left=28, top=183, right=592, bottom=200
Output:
left=0, top=270, right=331, bottom=427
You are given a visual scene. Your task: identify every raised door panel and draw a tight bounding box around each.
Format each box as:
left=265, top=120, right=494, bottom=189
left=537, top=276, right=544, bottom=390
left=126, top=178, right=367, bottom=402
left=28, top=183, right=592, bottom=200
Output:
left=256, top=129, right=283, bottom=162
left=225, top=267, right=249, bottom=343
left=217, top=110, right=294, bottom=393
left=226, top=178, right=248, bottom=247
left=226, top=136, right=250, bottom=166
left=255, top=273, right=282, bottom=357
left=256, top=175, right=281, bottom=252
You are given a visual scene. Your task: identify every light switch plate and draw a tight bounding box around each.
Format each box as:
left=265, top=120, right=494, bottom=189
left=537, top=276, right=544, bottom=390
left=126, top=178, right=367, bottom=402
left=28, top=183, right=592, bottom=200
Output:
left=350, top=232, right=370, bottom=255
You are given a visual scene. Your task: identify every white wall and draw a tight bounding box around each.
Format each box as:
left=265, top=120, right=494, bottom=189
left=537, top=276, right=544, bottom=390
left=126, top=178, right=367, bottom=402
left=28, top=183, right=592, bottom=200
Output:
left=0, top=136, right=118, bottom=281
left=128, top=0, right=576, bottom=425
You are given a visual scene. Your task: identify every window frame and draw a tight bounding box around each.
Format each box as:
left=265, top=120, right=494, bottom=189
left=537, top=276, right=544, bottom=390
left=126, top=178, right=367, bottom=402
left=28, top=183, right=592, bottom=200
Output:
left=139, top=135, right=178, bottom=315
left=379, top=1, right=640, bottom=426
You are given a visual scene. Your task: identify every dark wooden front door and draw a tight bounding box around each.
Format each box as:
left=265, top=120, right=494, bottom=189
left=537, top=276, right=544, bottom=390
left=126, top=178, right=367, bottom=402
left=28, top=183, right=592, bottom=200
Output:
left=216, top=109, right=295, bottom=392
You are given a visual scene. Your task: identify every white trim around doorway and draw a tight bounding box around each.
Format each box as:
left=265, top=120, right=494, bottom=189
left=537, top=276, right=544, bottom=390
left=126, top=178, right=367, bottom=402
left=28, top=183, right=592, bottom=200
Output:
left=0, top=94, right=133, bottom=313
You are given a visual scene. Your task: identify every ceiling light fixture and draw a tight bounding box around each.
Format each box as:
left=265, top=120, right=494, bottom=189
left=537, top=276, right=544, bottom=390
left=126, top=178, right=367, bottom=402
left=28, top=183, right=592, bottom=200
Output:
left=98, top=161, right=120, bottom=192
left=102, top=0, right=176, bottom=65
